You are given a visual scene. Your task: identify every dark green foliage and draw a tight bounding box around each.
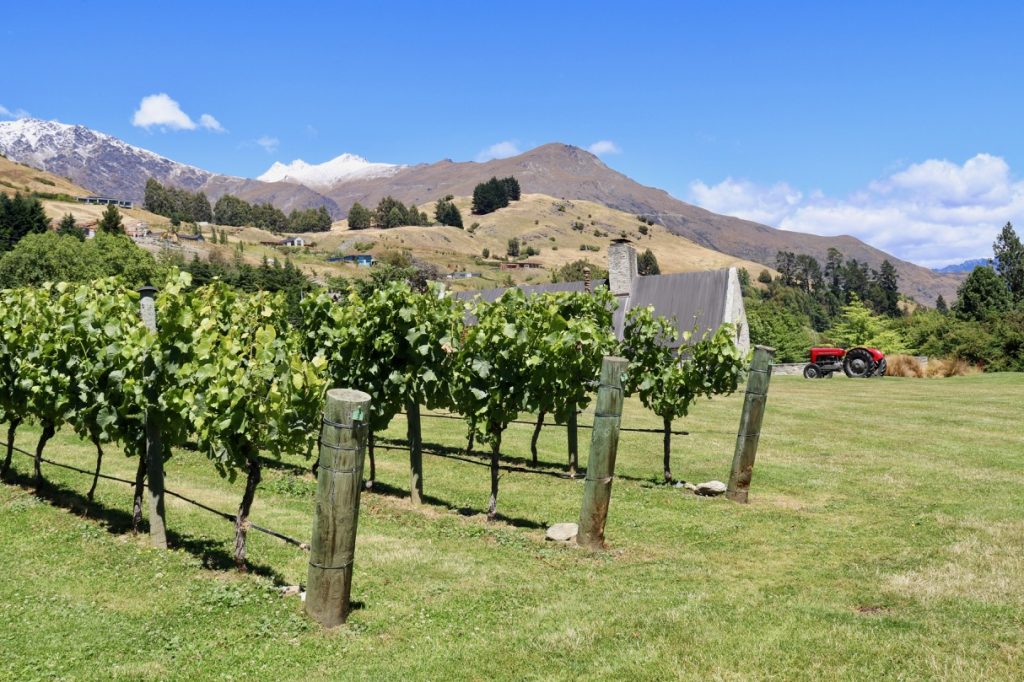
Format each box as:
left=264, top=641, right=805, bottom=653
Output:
left=373, top=196, right=427, bottom=228
left=213, top=194, right=252, bottom=226
left=434, top=196, right=463, bottom=228
left=347, top=202, right=372, bottom=230
left=56, top=213, right=85, bottom=241
left=0, top=232, right=163, bottom=288
left=482, top=248, right=490, bottom=259
left=638, top=249, right=660, bottom=276
left=550, top=259, right=608, bottom=283
left=501, top=176, right=521, bottom=201
left=251, top=203, right=289, bottom=232
left=507, top=237, right=520, bottom=258
left=143, top=178, right=213, bottom=223
left=287, top=205, right=332, bottom=232
left=773, top=249, right=900, bottom=319
left=471, top=176, right=520, bottom=215
left=955, top=265, right=1012, bottom=321
left=757, top=269, right=772, bottom=284
left=993, top=221, right=1024, bottom=303
left=0, top=192, right=51, bottom=251
left=745, top=298, right=815, bottom=362
left=935, top=294, right=948, bottom=313
left=737, top=268, right=750, bottom=287
left=524, top=245, right=540, bottom=257
left=97, top=204, right=124, bottom=234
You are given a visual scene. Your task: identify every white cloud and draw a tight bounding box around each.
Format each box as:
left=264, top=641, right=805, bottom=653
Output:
left=476, top=140, right=521, bottom=162
left=588, top=140, right=622, bottom=156
left=132, top=94, right=196, bottom=130
left=199, top=113, right=226, bottom=133
left=0, top=104, right=30, bottom=119
left=688, top=154, right=1024, bottom=268
left=255, top=135, right=280, bottom=153
left=132, top=94, right=224, bottom=133
left=689, top=177, right=804, bottom=226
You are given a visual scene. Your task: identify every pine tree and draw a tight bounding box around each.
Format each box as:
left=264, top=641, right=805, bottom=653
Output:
left=955, top=265, right=1011, bottom=321
left=0, top=193, right=51, bottom=251
left=638, top=249, right=661, bottom=275
left=993, top=221, right=1024, bottom=303
left=875, top=260, right=901, bottom=316
left=935, top=294, right=948, bottom=313
left=507, top=237, right=520, bottom=258
left=347, top=202, right=372, bottom=230
left=97, top=203, right=124, bottom=234
left=434, top=196, right=463, bottom=228
left=56, top=213, right=85, bottom=241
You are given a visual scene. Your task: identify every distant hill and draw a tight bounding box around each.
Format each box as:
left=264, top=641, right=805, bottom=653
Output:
left=0, top=118, right=338, bottom=215
left=0, top=155, right=165, bottom=227
left=317, top=193, right=771, bottom=283
left=0, top=119, right=962, bottom=302
left=932, top=258, right=990, bottom=273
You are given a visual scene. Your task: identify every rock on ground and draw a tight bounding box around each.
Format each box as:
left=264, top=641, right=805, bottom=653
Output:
left=546, top=522, right=578, bottom=542
left=695, top=480, right=727, bottom=496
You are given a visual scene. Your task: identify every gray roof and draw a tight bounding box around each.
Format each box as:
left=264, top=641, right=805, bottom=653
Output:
left=626, top=270, right=730, bottom=348
left=452, top=270, right=732, bottom=348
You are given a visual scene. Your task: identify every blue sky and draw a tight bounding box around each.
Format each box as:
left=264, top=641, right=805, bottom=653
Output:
left=3, top=1, right=1024, bottom=266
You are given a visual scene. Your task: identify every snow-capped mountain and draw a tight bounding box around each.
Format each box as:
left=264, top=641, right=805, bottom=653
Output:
left=0, top=118, right=214, bottom=200
left=0, top=118, right=339, bottom=214
left=258, top=153, right=402, bottom=189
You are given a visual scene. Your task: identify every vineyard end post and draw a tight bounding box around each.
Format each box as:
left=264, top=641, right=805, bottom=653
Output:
left=306, top=388, right=371, bottom=628
left=726, top=345, right=775, bottom=504
left=577, top=356, right=627, bottom=550
left=139, top=285, right=167, bottom=549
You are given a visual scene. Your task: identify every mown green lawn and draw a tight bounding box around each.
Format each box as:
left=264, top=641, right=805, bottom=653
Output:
left=1, top=374, right=1022, bottom=681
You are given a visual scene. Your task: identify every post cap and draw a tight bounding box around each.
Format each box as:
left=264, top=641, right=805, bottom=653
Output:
left=138, top=284, right=158, bottom=297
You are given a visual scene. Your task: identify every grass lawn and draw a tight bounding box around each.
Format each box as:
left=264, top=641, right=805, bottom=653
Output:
left=1, top=374, right=1022, bottom=680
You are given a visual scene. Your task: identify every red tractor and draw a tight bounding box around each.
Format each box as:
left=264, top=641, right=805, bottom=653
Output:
left=803, top=347, right=887, bottom=379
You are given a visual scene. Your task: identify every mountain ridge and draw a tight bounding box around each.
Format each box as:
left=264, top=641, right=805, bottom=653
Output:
left=0, top=119, right=961, bottom=302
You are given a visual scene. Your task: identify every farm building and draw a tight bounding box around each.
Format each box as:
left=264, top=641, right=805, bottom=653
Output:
left=456, top=240, right=749, bottom=355
left=76, top=195, right=133, bottom=209
left=328, top=254, right=374, bottom=267
left=499, top=261, right=542, bottom=271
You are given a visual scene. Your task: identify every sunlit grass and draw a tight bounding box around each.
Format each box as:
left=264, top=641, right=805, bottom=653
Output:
left=1, top=374, right=1022, bottom=680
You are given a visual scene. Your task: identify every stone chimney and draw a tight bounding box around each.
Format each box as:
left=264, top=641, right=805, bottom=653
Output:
left=608, top=239, right=637, bottom=296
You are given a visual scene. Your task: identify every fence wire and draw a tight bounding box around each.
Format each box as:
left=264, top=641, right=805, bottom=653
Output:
left=6, top=445, right=309, bottom=551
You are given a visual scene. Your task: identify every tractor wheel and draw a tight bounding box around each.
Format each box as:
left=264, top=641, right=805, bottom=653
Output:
left=803, top=363, right=822, bottom=379
left=843, top=347, right=875, bottom=378
left=872, top=357, right=888, bottom=377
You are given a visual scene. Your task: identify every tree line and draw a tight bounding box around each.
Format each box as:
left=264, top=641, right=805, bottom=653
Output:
left=745, top=223, right=1024, bottom=370
left=472, top=176, right=521, bottom=215
left=143, top=178, right=333, bottom=232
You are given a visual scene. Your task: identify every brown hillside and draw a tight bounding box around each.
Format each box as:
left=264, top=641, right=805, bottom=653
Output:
left=321, top=144, right=961, bottom=303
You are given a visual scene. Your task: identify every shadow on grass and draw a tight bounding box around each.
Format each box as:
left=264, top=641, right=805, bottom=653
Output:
left=367, top=479, right=547, bottom=531
left=377, top=437, right=652, bottom=484
left=1, top=464, right=286, bottom=584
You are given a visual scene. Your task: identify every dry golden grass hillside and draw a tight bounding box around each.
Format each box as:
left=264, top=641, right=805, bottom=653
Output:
left=0, top=155, right=166, bottom=227
left=308, top=194, right=772, bottom=287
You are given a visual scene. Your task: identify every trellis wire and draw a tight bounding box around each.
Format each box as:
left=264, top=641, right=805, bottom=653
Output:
left=6, top=444, right=309, bottom=550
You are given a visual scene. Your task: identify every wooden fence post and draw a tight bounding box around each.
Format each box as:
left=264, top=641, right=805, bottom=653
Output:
left=406, top=400, right=423, bottom=505
left=726, top=345, right=775, bottom=504
left=306, top=388, right=371, bottom=628
left=577, top=356, right=627, bottom=550
left=139, top=285, right=167, bottom=549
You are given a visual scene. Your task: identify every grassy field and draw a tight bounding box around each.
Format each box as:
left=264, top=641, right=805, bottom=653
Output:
left=1, top=374, right=1022, bottom=680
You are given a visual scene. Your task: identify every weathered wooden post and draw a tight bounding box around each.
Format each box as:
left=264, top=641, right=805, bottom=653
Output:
left=406, top=401, right=423, bottom=505
left=577, top=356, right=627, bottom=550
left=307, top=388, right=371, bottom=628
left=726, top=345, right=775, bottom=503
left=139, top=285, right=167, bottom=549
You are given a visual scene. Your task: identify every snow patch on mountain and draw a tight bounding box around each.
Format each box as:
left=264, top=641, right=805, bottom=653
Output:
left=259, top=153, right=402, bottom=189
